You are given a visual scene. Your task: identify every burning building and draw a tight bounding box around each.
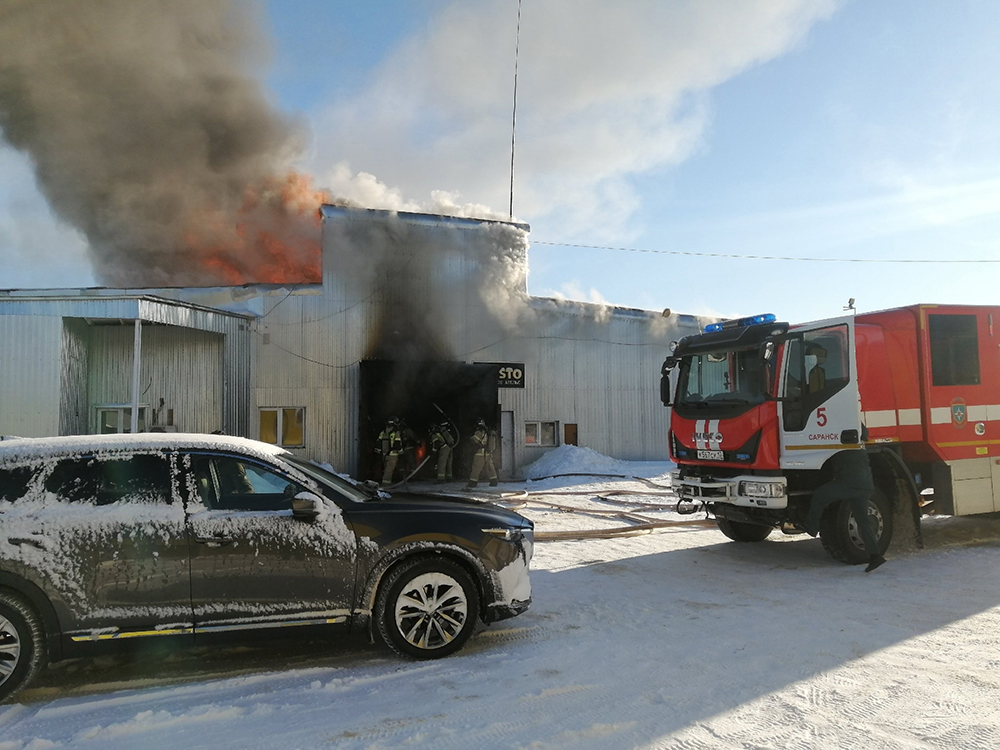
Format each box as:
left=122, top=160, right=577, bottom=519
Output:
left=0, top=206, right=706, bottom=478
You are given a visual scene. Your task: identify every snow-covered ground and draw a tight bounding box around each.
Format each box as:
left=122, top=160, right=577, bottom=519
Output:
left=5, top=450, right=1000, bottom=749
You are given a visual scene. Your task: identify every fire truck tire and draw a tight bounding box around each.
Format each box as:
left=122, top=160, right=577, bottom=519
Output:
left=818, top=487, right=893, bottom=564
left=716, top=518, right=772, bottom=542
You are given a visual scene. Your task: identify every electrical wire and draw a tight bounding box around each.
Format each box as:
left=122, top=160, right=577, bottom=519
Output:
left=532, top=240, right=1000, bottom=264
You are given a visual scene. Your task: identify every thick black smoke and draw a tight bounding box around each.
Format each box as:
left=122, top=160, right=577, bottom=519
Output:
left=0, top=0, right=303, bottom=285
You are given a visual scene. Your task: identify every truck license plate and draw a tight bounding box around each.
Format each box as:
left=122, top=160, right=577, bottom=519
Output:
left=697, top=450, right=724, bottom=461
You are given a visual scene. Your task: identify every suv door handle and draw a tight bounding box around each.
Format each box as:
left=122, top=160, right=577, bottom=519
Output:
left=193, top=534, right=235, bottom=547
left=8, top=537, right=45, bottom=550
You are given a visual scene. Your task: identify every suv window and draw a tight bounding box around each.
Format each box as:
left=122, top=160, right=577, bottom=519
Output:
left=44, top=454, right=171, bottom=505
left=0, top=465, right=39, bottom=503
left=190, top=455, right=305, bottom=512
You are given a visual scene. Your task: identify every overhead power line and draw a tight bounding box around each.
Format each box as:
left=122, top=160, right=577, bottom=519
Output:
left=532, top=240, right=1000, bottom=264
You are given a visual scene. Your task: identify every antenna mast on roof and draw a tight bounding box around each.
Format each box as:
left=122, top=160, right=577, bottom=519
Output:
left=509, top=0, right=522, bottom=221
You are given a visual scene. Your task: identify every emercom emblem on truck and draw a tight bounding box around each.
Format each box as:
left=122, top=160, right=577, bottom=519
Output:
left=951, top=398, right=966, bottom=427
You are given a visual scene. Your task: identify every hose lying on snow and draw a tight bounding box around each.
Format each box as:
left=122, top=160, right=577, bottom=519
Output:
left=496, top=488, right=714, bottom=541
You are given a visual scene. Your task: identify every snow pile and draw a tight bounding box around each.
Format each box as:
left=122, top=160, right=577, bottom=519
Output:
left=521, top=445, right=633, bottom=480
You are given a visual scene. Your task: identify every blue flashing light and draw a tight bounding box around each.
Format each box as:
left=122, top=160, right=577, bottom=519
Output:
left=704, top=313, right=776, bottom=333
left=736, top=453, right=751, bottom=461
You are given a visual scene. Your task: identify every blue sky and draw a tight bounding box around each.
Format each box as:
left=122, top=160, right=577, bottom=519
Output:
left=2, top=0, right=998, bottom=323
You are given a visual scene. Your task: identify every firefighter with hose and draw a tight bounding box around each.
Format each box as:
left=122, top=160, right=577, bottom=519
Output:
left=429, top=419, right=458, bottom=484
left=376, top=417, right=404, bottom=487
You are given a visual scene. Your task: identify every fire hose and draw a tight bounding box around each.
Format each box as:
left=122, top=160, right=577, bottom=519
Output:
left=495, top=488, right=714, bottom=541
left=386, top=455, right=433, bottom=489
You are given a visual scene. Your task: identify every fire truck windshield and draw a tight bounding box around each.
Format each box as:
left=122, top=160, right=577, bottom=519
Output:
left=676, top=348, right=768, bottom=413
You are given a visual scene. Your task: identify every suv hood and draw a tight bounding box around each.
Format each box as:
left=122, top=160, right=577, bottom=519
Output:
left=369, top=491, right=532, bottom=528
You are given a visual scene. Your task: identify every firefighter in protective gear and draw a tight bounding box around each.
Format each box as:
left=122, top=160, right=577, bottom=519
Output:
left=376, top=417, right=404, bottom=486
left=466, top=418, right=498, bottom=489
left=802, top=426, right=886, bottom=572
left=429, top=420, right=457, bottom=483
left=399, top=418, right=419, bottom=478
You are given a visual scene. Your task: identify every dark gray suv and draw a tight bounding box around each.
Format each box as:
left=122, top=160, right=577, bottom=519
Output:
left=0, top=433, right=533, bottom=702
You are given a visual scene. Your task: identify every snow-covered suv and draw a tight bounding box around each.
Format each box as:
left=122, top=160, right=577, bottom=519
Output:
left=0, top=433, right=533, bottom=702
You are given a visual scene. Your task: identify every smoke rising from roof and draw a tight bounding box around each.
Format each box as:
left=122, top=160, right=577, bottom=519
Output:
left=0, top=0, right=317, bottom=286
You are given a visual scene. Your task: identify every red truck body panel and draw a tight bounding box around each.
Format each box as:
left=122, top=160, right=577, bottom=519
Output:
left=669, top=402, right=782, bottom=471
left=857, top=304, right=1000, bottom=464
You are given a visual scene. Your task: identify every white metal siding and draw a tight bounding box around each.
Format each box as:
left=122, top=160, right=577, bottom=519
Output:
left=88, top=325, right=224, bottom=434
left=0, top=315, right=62, bottom=436
left=59, top=319, right=90, bottom=435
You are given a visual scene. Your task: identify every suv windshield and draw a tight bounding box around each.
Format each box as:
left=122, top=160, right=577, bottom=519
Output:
left=677, top=348, right=768, bottom=408
left=283, top=456, right=374, bottom=502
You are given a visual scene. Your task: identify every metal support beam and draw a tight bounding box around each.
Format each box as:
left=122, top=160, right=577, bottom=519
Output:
left=130, top=319, right=142, bottom=433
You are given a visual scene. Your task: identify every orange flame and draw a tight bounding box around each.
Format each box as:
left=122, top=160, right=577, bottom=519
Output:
left=185, top=171, right=329, bottom=285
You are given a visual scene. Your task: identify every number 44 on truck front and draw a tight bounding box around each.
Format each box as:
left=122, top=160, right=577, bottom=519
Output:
left=662, top=305, right=1000, bottom=563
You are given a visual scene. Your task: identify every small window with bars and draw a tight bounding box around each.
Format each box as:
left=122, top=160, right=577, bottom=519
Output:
left=525, top=421, right=558, bottom=447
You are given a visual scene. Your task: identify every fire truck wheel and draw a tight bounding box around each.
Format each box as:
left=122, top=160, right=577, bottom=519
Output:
left=716, top=518, right=773, bottom=542
left=818, top=487, right=893, bottom=564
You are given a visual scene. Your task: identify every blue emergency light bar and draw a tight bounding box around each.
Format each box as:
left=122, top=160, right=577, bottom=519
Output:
left=703, top=313, right=776, bottom=334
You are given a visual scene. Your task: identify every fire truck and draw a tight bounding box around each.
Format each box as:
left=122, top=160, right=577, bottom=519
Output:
left=662, top=304, right=1000, bottom=563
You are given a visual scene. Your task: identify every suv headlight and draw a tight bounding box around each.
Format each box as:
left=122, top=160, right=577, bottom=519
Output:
left=483, top=527, right=524, bottom=543
left=739, top=481, right=785, bottom=498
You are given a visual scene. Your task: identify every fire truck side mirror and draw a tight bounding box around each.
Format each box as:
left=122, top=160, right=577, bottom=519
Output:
left=760, top=341, right=775, bottom=361
left=660, top=357, right=677, bottom=406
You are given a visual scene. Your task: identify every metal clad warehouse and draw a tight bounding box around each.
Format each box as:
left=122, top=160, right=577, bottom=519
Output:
left=0, top=207, right=706, bottom=477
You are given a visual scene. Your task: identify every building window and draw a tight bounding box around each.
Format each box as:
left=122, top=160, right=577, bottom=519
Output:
left=260, top=407, right=305, bottom=448
left=96, top=405, right=150, bottom=434
left=525, top=421, right=558, bottom=447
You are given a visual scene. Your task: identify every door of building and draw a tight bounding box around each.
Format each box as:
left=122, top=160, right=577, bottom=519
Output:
left=501, top=411, right=514, bottom=479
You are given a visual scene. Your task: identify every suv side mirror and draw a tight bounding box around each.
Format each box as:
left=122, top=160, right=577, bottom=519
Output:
left=292, top=492, right=324, bottom=521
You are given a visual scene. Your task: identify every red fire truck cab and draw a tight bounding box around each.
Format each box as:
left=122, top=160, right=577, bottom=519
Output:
left=663, top=305, right=1000, bottom=563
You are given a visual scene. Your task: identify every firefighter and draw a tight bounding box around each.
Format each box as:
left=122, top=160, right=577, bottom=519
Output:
left=807, top=346, right=828, bottom=393
left=398, top=418, right=419, bottom=478
left=802, top=427, right=886, bottom=572
left=429, top=419, right=457, bottom=483
left=376, top=417, right=404, bottom=486
left=466, top=418, right=498, bottom=489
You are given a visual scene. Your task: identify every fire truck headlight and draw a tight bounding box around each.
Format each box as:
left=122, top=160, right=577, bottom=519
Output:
left=739, top=481, right=785, bottom=498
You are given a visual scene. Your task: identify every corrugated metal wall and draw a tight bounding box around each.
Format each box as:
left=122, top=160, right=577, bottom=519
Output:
left=59, top=319, right=90, bottom=435
left=0, top=295, right=252, bottom=439
left=134, top=298, right=253, bottom=436
left=0, top=315, right=62, bottom=437
left=88, top=325, right=224, bottom=433
left=483, top=304, right=700, bottom=471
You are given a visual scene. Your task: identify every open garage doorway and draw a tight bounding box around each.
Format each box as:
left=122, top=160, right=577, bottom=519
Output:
left=359, top=360, right=500, bottom=482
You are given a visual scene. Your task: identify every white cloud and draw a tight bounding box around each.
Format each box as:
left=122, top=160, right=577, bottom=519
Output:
left=310, top=0, right=840, bottom=238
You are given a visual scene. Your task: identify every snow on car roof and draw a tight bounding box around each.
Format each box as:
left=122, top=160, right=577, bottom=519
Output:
left=0, top=433, right=290, bottom=465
